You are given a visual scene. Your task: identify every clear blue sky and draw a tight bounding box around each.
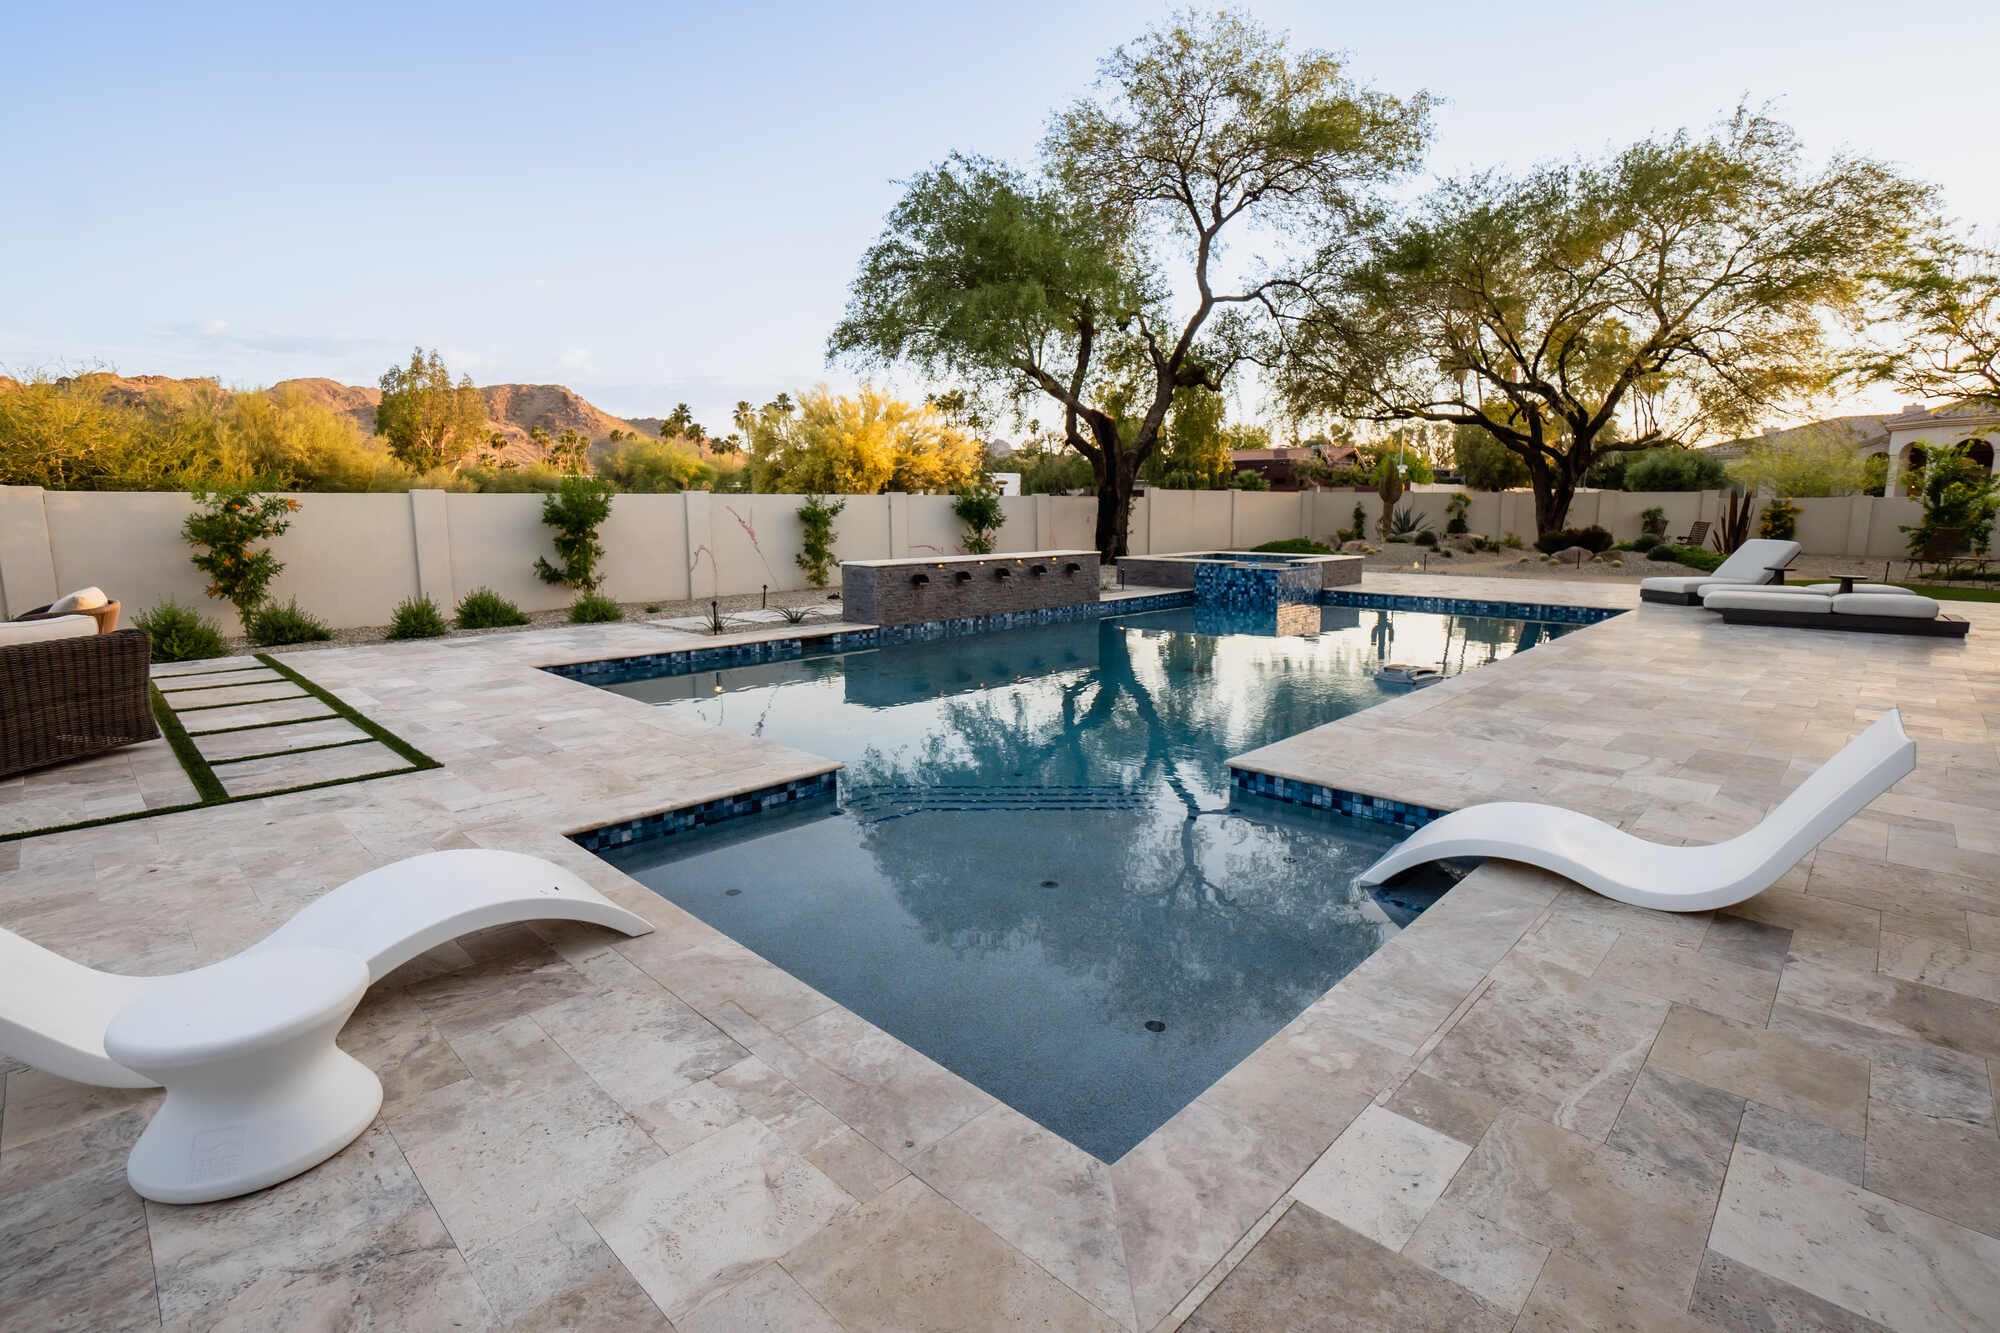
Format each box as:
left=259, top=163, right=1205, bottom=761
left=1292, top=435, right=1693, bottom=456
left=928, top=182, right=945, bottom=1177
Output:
left=4, top=1, right=1992, bottom=434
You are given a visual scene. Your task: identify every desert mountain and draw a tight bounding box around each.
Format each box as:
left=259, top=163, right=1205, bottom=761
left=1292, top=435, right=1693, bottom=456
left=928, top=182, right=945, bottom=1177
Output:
left=59, top=372, right=664, bottom=466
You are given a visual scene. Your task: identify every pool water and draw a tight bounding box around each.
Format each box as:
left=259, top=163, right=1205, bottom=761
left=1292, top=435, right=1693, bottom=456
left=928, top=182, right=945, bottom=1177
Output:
left=595, top=604, right=1575, bottom=1160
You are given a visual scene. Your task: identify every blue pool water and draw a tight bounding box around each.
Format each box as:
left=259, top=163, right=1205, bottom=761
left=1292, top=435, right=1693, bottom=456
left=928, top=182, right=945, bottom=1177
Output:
left=594, top=604, right=1576, bottom=1160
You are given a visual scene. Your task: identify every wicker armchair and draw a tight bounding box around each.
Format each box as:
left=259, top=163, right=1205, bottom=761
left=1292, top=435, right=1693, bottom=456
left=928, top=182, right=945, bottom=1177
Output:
left=1, top=628, right=159, bottom=779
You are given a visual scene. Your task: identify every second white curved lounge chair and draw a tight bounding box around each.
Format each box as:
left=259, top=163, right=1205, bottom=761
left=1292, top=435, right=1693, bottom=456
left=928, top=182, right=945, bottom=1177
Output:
left=1355, top=711, right=1915, bottom=912
left=0, top=849, right=653, bottom=1203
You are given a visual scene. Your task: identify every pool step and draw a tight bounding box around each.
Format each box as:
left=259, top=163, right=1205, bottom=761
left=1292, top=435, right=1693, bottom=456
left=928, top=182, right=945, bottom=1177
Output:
left=841, top=782, right=1149, bottom=824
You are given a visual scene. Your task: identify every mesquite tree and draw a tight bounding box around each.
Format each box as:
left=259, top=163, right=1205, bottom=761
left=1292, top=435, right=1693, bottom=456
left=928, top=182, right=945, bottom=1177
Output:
left=829, top=10, right=1431, bottom=559
left=1271, top=108, right=1932, bottom=536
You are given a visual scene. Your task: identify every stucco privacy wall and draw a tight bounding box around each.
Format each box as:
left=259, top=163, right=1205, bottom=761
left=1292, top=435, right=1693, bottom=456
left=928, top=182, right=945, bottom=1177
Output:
left=0, top=484, right=1938, bottom=627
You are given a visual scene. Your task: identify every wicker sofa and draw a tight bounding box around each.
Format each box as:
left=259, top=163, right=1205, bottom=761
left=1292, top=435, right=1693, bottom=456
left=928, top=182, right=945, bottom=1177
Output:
left=0, top=627, right=159, bottom=778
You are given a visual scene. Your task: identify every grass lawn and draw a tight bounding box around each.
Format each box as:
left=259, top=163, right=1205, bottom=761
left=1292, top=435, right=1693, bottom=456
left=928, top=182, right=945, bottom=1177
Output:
left=1901, top=583, right=2000, bottom=603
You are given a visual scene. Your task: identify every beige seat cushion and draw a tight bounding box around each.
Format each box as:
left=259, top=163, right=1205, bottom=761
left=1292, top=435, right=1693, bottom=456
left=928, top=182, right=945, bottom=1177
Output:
left=1832, top=592, right=1941, bottom=619
left=47, top=586, right=109, bottom=615
left=0, top=615, right=99, bottom=644
left=1703, top=589, right=1832, bottom=614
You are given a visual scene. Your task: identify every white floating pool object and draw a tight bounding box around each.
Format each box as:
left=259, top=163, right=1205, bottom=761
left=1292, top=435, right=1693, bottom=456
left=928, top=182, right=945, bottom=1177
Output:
left=1356, top=710, right=1916, bottom=912
left=0, top=849, right=653, bottom=1202
left=1374, top=664, right=1443, bottom=686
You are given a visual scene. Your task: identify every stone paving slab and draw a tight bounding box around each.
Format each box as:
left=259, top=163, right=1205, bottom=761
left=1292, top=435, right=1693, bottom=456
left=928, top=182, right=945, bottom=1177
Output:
left=215, top=741, right=411, bottom=797
left=191, top=718, right=373, bottom=764
left=178, top=695, right=333, bottom=733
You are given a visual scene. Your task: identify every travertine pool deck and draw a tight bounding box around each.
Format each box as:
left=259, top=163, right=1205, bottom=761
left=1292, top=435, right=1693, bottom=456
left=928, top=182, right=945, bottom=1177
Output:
left=3, top=577, right=1998, bottom=1330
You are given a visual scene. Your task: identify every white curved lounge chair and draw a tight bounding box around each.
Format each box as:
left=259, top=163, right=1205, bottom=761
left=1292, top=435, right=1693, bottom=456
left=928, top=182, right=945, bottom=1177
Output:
left=1355, top=711, right=1915, bottom=912
left=0, top=849, right=653, bottom=1203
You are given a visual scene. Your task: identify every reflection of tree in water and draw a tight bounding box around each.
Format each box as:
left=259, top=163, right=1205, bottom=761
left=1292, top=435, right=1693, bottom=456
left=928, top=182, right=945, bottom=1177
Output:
left=841, top=621, right=1396, bottom=1039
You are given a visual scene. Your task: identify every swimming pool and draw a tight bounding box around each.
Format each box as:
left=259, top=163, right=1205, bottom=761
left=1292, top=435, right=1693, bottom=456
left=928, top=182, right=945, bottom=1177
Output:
left=592, top=604, right=1578, bottom=1160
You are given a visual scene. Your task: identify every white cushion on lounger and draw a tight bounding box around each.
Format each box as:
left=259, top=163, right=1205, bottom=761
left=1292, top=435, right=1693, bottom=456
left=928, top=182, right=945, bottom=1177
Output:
left=47, top=586, right=108, bottom=615
left=1698, top=580, right=1824, bottom=595
left=1832, top=592, right=1940, bottom=619
left=1641, top=538, right=1801, bottom=597
left=1703, top=588, right=1832, bottom=613
left=1800, top=583, right=1904, bottom=595
left=0, top=615, right=98, bottom=644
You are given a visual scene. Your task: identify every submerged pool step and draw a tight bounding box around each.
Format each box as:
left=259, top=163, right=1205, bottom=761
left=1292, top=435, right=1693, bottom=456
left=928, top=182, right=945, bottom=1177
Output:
left=840, top=782, right=1149, bottom=824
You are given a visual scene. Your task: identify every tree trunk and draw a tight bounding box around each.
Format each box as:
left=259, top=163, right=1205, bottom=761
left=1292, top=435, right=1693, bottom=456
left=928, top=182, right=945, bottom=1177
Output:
left=1527, top=461, right=1578, bottom=536
left=1094, top=459, right=1135, bottom=561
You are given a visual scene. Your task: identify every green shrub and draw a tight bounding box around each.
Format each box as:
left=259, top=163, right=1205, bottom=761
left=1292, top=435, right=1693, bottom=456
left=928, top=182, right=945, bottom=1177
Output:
left=1626, top=533, right=1661, bottom=552
left=134, top=598, right=228, bottom=661
left=1232, top=470, right=1270, bottom=490
left=569, top=592, right=624, bottom=623
left=1640, top=505, right=1668, bottom=535
left=1444, top=492, right=1471, bottom=534
left=183, top=486, right=300, bottom=618
left=1499, top=532, right=1525, bottom=550
left=533, top=476, right=614, bottom=591
left=951, top=485, right=1005, bottom=555
left=1646, top=545, right=1679, bottom=561
left=455, top=586, right=530, bottom=629
left=795, top=494, right=846, bottom=586
left=244, top=597, right=332, bottom=646
left=1664, top=544, right=1725, bottom=571
left=387, top=595, right=450, bottom=640
left=1251, top=538, right=1334, bottom=554
left=1414, top=530, right=1438, bottom=548
left=1533, top=526, right=1613, bottom=554
left=1759, top=498, right=1801, bottom=542
left=1622, top=447, right=1729, bottom=492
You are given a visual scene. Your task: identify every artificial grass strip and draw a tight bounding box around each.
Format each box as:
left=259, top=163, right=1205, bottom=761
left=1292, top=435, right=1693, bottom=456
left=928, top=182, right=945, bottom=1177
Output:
left=255, top=655, right=440, bottom=772
left=1, top=660, right=439, bottom=844
left=206, top=737, right=374, bottom=767
left=149, top=685, right=228, bottom=802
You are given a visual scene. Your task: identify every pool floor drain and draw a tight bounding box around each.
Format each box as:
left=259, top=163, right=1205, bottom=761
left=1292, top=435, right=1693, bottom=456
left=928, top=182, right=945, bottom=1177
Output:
left=1040, top=879, right=1058, bottom=888
left=724, top=889, right=741, bottom=896
left=1144, top=1020, right=1166, bottom=1033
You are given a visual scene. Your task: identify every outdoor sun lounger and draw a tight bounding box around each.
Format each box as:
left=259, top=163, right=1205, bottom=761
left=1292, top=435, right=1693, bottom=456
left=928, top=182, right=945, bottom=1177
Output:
left=1701, top=587, right=1970, bottom=638
left=0, top=849, right=652, bottom=1203
left=1355, top=710, right=1916, bottom=913
left=1637, top=538, right=1800, bottom=605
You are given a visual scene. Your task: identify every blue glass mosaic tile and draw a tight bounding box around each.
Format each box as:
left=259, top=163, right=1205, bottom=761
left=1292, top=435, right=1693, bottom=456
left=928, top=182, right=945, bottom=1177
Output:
left=1227, top=768, right=1452, bottom=830
left=1321, top=590, right=1622, bottom=626
left=539, top=593, right=1194, bottom=687
left=568, top=770, right=839, bottom=852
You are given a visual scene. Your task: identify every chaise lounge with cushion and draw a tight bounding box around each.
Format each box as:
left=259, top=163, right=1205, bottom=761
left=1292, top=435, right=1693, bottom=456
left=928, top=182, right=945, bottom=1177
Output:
left=1701, top=585, right=1969, bottom=637
left=1638, top=538, right=1801, bottom=605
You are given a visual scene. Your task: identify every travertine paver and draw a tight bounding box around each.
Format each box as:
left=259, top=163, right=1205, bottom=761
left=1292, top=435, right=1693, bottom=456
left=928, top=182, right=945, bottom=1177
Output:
left=2, top=581, right=1998, bottom=1330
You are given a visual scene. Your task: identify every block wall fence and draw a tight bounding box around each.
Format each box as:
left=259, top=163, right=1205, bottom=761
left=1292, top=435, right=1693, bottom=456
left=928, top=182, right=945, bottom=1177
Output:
left=0, top=484, right=1925, bottom=630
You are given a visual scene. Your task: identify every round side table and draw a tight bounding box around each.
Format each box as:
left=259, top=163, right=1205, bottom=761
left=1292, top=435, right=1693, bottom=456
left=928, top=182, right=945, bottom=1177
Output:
left=104, top=947, right=381, bottom=1204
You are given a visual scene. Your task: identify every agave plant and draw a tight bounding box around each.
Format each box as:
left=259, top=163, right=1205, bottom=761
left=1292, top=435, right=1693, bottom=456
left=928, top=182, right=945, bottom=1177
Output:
left=1389, top=505, right=1433, bottom=538
left=776, top=604, right=815, bottom=625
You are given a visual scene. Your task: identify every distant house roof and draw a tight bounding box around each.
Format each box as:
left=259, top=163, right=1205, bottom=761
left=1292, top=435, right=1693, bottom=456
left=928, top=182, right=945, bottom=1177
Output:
left=1232, top=444, right=1360, bottom=464
left=1702, top=413, right=1894, bottom=461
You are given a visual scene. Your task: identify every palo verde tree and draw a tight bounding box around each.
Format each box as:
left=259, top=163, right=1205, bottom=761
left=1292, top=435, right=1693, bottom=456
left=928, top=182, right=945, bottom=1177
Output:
left=376, top=347, right=487, bottom=472
left=1271, top=108, right=1933, bottom=536
left=1858, top=229, right=2000, bottom=410
left=829, top=10, right=1432, bottom=559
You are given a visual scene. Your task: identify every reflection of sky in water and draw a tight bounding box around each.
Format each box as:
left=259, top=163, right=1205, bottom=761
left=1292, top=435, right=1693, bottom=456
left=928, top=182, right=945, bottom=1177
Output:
left=598, top=607, right=1573, bottom=1160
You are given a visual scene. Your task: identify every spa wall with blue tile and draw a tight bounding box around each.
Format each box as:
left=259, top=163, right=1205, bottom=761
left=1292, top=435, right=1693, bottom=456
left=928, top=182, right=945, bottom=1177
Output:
left=1192, top=560, right=1319, bottom=612
left=569, top=771, right=839, bottom=852
left=540, top=592, right=1194, bottom=688
left=1321, top=590, right=1623, bottom=626
left=1228, top=769, right=1451, bottom=830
